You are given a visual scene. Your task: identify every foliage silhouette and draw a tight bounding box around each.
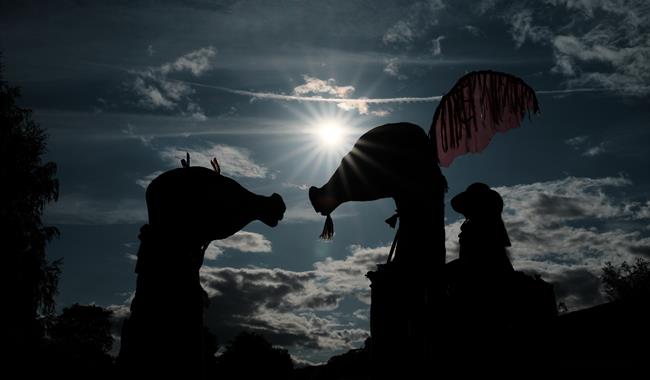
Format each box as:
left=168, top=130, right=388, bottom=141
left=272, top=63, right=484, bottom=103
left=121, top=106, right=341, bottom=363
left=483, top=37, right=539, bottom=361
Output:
left=44, top=304, right=115, bottom=376
left=214, top=331, right=293, bottom=379
left=602, top=258, right=650, bottom=302
left=0, top=54, right=62, bottom=362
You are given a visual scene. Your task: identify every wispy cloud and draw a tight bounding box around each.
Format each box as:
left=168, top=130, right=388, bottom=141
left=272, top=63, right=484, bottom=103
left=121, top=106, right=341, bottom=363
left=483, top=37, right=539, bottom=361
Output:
left=582, top=142, right=607, bottom=157
left=565, top=135, right=588, bottom=147
left=204, top=230, right=272, bottom=260
left=135, top=171, right=163, bottom=189
left=563, top=135, right=608, bottom=157
left=430, top=35, right=445, bottom=55
left=293, top=75, right=355, bottom=98
left=383, top=57, right=408, bottom=80
left=186, top=79, right=443, bottom=104
left=498, top=0, right=650, bottom=95
left=178, top=77, right=604, bottom=107
left=129, top=46, right=217, bottom=119
left=381, top=0, right=445, bottom=49
left=213, top=231, right=272, bottom=253
left=44, top=194, right=146, bottom=225
left=461, top=24, right=483, bottom=37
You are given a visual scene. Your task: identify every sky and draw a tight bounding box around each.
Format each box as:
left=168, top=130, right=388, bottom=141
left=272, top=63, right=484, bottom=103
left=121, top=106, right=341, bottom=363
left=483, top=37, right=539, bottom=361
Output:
left=2, top=0, right=649, bottom=364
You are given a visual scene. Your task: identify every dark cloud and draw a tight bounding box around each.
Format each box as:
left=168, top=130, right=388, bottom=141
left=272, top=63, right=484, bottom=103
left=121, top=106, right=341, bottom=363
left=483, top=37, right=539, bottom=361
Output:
left=532, top=193, right=588, bottom=219
left=629, top=245, right=650, bottom=258
left=547, top=268, right=606, bottom=310
left=3, top=0, right=239, bottom=12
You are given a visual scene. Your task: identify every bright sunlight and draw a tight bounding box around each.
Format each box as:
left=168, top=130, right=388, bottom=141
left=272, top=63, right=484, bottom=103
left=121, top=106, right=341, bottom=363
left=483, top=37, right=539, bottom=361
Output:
left=316, top=120, right=344, bottom=147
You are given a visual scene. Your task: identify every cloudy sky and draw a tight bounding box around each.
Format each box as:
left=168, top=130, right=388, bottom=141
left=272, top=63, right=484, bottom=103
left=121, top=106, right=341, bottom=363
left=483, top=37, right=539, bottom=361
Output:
left=2, top=0, right=649, bottom=363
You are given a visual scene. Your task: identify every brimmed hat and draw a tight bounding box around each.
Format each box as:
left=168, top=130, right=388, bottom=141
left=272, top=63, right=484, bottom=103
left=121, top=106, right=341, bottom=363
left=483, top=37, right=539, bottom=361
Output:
left=451, top=182, right=504, bottom=218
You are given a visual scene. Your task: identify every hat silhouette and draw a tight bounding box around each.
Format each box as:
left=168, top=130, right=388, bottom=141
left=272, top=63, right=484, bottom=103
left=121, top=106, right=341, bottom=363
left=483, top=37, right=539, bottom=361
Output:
left=451, top=182, right=504, bottom=219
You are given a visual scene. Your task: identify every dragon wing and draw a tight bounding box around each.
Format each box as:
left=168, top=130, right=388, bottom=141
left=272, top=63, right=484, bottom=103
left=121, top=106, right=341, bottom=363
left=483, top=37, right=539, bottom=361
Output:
left=429, top=70, right=540, bottom=167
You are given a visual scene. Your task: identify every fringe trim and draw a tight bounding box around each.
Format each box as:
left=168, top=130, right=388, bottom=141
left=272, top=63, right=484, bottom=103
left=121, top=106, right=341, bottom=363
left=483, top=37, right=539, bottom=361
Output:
left=319, top=214, right=334, bottom=240
left=429, top=70, right=540, bottom=161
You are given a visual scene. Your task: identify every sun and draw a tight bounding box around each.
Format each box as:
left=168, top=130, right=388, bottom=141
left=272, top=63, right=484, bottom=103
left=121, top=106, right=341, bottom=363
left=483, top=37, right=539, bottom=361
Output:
left=316, top=120, right=344, bottom=147
left=270, top=105, right=362, bottom=183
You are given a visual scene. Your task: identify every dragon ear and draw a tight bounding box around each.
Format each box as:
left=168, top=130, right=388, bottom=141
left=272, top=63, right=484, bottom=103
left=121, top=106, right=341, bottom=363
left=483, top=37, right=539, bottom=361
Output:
left=181, top=152, right=191, bottom=168
left=210, top=157, right=221, bottom=174
left=429, top=70, right=540, bottom=167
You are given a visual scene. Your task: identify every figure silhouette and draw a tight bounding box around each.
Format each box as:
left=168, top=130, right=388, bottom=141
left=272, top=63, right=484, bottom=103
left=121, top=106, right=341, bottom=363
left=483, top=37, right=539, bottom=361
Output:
left=449, top=182, right=513, bottom=275
left=309, top=122, right=447, bottom=271
left=308, top=71, right=540, bottom=376
left=118, top=155, right=285, bottom=377
left=309, top=122, right=447, bottom=376
left=445, top=183, right=557, bottom=368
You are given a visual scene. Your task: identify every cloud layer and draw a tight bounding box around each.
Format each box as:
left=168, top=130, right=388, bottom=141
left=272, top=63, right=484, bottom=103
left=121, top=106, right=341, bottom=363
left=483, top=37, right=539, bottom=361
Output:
left=107, top=174, right=649, bottom=362
left=496, top=0, right=650, bottom=95
left=130, top=46, right=217, bottom=119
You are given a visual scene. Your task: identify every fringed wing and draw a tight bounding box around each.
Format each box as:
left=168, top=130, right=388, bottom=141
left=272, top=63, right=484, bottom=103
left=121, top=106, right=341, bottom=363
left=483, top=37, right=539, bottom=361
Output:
left=429, top=71, right=539, bottom=167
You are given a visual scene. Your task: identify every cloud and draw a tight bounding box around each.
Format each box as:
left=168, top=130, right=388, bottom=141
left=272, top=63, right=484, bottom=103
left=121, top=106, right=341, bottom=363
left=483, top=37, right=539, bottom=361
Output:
left=212, top=231, right=272, bottom=253
left=499, top=1, right=650, bottom=95
left=203, top=231, right=271, bottom=260
left=109, top=174, right=650, bottom=359
left=383, top=20, right=416, bottom=46
left=336, top=99, right=369, bottom=115
left=508, top=8, right=552, bottom=48
left=204, top=243, right=224, bottom=260
left=563, top=135, right=607, bottom=156
left=129, top=46, right=217, bottom=118
left=158, top=144, right=269, bottom=178
left=282, top=182, right=310, bottom=191
left=582, top=142, right=607, bottom=157
left=200, top=265, right=369, bottom=352
left=197, top=243, right=388, bottom=357
left=185, top=79, right=444, bottom=110
left=312, top=244, right=389, bottom=304
left=44, top=194, right=146, bottom=225
left=293, top=75, right=355, bottom=98
left=459, top=175, right=650, bottom=310
left=370, top=109, right=392, bottom=117
left=135, top=171, right=163, bottom=189
left=565, top=135, right=588, bottom=147
left=431, top=35, right=445, bottom=55
left=381, top=0, right=445, bottom=49
left=159, top=46, right=216, bottom=76
left=461, top=24, right=483, bottom=36
left=122, top=123, right=154, bottom=147
left=383, top=57, right=408, bottom=80
left=179, top=76, right=596, bottom=110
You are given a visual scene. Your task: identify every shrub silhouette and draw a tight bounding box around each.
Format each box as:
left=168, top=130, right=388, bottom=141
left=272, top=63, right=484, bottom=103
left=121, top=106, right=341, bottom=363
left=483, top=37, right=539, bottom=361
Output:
left=215, top=331, right=293, bottom=379
left=602, top=258, right=650, bottom=302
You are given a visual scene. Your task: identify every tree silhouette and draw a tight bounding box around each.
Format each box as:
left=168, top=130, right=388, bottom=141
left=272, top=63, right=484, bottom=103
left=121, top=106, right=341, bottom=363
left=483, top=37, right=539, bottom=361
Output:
left=214, top=331, right=293, bottom=379
left=41, top=304, right=115, bottom=377
left=50, top=304, right=114, bottom=355
left=0, top=55, right=62, bottom=354
left=602, top=258, right=650, bottom=302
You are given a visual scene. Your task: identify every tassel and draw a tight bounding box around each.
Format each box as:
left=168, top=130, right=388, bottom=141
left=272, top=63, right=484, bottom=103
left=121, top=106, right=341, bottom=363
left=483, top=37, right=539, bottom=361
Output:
left=319, top=214, right=334, bottom=240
